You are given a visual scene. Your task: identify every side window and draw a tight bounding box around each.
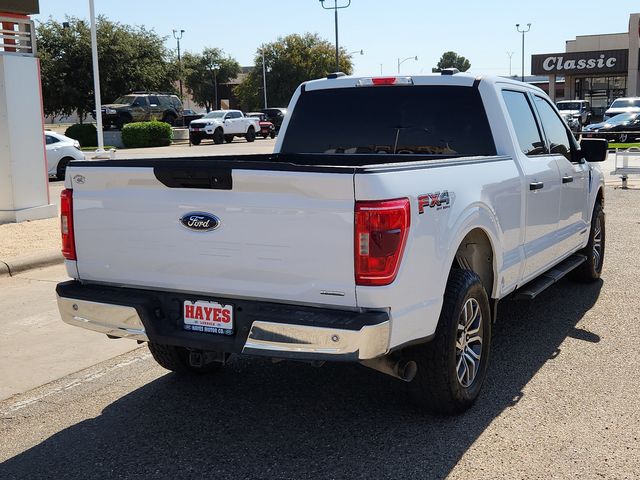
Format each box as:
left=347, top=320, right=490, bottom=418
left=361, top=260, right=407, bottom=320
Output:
left=148, top=96, right=160, bottom=106
left=133, top=97, right=147, bottom=107
left=502, top=90, right=547, bottom=156
left=533, top=96, right=573, bottom=162
left=45, top=135, right=59, bottom=145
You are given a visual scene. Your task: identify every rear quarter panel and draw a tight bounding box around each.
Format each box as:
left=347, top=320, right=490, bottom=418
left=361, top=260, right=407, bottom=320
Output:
left=354, top=157, right=522, bottom=349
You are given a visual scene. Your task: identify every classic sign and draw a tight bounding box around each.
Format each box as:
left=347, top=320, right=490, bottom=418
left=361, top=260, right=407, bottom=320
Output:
left=531, top=49, right=628, bottom=76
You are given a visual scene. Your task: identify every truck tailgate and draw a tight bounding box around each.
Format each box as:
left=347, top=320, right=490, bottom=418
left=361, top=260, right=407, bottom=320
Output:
left=69, top=164, right=357, bottom=307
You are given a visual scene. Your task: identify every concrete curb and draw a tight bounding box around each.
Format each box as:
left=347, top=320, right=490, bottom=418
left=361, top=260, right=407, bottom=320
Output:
left=0, top=250, right=63, bottom=278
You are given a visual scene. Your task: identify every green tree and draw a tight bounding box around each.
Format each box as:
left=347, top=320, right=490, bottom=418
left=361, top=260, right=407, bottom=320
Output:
left=37, top=16, right=178, bottom=121
left=432, top=51, right=471, bottom=73
left=182, top=48, right=241, bottom=112
left=235, top=33, right=353, bottom=112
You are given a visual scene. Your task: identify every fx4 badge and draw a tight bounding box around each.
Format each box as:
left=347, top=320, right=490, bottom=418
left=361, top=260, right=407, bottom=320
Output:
left=418, top=191, right=451, bottom=214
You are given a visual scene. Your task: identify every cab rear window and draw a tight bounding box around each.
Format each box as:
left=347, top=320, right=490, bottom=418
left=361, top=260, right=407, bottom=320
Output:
left=281, top=85, right=496, bottom=156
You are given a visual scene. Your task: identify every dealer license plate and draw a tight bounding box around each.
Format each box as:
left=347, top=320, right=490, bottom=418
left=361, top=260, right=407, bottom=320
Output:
left=183, top=300, right=234, bottom=335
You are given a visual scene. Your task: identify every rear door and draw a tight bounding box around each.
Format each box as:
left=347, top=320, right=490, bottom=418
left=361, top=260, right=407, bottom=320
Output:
left=501, top=89, right=562, bottom=280
left=147, top=95, right=163, bottom=121
left=532, top=95, right=589, bottom=256
left=70, top=163, right=357, bottom=307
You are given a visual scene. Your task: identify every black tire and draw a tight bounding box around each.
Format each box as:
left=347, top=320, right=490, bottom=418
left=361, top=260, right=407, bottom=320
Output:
left=224, top=135, right=234, bottom=143
left=409, top=269, right=491, bottom=414
left=270, top=131, right=276, bottom=139
left=148, top=342, right=222, bottom=374
left=56, top=157, right=73, bottom=180
left=262, top=134, right=268, bottom=139
left=115, top=115, right=131, bottom=131
left=213, top=128, right=224, bottom=144
left=190, top=137, right=201, bottom=146
left=162, top=114, right=176, bottom=126
left=617, top=133, right=628, bottom=143
left=245, top=127, right=256, bottom=143
left=571, top=202, right=605, bottom=282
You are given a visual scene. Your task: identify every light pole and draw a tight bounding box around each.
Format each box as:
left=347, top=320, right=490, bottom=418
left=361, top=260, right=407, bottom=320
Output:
left=397, top=56, right=417, bottom=74
left=261, top=49, right=267, bottom=109
left=319, top=0, right=352, bottom=72
left=212, top=65, right=218, bottom=111
left=349, top=49, right=364, bottom=56
left=506, top=51, right=514, bottom=76
left=173, top=29, right=185, bottom=99
left=88, top=0, right=103, bottom=152
left=516, top=23, right=531, bottom=82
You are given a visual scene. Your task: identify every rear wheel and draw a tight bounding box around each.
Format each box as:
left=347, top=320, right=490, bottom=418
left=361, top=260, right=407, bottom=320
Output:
left=409, top=269, right=491, bottom=414
left=571, top=201, right=605, bottom=282
left=213, top=128, right=224, bottom=144
left=245, top=127, right=256, bottom=143
left=190, top=137, right=201, bottom=146
left=270, top=131, right=276, bottom=139
left=224, top=135, right=234, bottom=143
left=148, top=342, right=222, bottom=374
left=56, top=157, right=73, bottom=180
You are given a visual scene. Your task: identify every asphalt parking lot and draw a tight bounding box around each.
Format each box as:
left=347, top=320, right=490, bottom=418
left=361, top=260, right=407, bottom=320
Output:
left=0, top=185, right=638, bottom=479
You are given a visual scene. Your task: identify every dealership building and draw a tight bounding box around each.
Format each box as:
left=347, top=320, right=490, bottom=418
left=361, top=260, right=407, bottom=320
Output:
left=532, top=13, right=640, bottom=117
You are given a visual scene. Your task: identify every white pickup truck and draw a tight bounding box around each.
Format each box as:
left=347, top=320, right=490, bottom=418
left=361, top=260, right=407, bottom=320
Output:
left=57, top=72, right=607, bottom=414
left=188, top=109, right=260, bottom=145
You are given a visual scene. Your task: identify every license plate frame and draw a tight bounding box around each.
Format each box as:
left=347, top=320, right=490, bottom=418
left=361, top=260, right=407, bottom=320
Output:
left=183, top=300, right=234, bottom=336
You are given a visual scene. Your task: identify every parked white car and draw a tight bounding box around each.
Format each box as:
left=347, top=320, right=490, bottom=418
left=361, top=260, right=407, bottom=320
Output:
left=188, top=110, right=260, bottom=145
left=45, top=131, right=85, bottom=180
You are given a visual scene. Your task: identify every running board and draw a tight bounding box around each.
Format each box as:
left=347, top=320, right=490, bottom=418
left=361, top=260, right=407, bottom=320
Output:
left=514, top=254, right=587, bottom=300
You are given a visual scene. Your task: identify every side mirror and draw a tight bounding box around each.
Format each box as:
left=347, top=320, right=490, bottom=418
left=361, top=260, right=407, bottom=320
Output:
left=579, top=138, right=608, bottom=162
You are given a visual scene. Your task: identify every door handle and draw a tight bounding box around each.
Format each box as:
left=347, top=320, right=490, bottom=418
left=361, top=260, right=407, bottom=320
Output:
left=562, top=175, right=574, bottom=184
left=529, top=182, right=544, bottom=191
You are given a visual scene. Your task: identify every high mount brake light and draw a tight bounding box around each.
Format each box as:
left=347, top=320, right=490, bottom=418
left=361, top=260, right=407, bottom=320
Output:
left=60, top=189, right=76, bottom=260
left=357, top=77, right=414, bottom=87
left=355, top=198, right=410, bottom=286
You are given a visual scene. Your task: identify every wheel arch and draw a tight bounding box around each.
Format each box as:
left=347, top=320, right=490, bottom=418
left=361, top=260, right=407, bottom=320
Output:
left=450, top=227, right=497, bottom=300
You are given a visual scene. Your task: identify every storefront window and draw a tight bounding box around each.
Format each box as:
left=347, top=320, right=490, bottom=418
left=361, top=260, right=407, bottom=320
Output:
left=574, top=76, right=627, bottom=120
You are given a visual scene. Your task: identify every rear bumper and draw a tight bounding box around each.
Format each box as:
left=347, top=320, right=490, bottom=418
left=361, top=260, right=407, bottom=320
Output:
left=56, top=281, right=390, bottom=361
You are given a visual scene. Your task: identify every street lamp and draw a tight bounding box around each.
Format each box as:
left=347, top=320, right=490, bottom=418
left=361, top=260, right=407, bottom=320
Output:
left=319, top=0, right=352, bottom=72
left=349, top=49, right=364, bottom=56
left=173, top=29, right=185, bottom=99
left=88, top=0, right=104, bottom=152
left=397, top=55, right=417, bottom=74
left=516, top=23, right=531, bottom=82
left=261, top=49, right=268, bottom=109
left=506, top=51, right=514, bottom=77
left=211, top=64, right=218, bottom=111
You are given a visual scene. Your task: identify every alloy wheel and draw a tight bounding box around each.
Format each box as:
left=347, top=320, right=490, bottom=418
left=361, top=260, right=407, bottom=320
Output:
left=455, top=297, right=483, bottom=388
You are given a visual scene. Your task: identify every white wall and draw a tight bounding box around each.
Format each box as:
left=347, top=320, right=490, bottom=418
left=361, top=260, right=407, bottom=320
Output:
left=0, top=54, right=56, bottom=223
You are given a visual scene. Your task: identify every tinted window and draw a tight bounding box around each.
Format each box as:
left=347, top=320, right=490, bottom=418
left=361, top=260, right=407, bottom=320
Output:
left=611, top=98, right=640, bottom=108
left=45, top=134, right=59, bottom=145
left=281, top=86, right=496, bottom=155
left=148, top=96, right=160, bottom=106
left=533, top=96, right=573, bottom=161
left=133, top=97, right=147, bottom=107
left=502, top=90, right=546, bottom=156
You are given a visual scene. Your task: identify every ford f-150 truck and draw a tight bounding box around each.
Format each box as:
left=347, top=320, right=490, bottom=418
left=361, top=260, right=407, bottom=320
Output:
left=189, top=109, right=260, bottom=145
left=56, top=72, right=607, bottom=414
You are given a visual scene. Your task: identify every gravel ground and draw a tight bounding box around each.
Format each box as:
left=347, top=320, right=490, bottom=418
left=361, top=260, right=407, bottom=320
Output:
left=0, top=186, right=638, bottom=479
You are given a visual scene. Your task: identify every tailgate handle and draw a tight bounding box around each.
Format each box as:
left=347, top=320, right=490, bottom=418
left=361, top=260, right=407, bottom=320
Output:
left=154, top=167, right=232, bottom=190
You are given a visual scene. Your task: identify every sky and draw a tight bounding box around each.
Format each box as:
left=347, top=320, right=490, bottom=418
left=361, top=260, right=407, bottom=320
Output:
left=34, top=1, right=639, bottom=77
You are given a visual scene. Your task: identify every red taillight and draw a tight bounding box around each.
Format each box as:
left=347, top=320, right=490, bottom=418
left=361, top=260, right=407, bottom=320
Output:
left=355, top=198, right=410, bottom=286
left=372, top=77, right=398, bottom=86
left=60, top=189, right=76, bottom=260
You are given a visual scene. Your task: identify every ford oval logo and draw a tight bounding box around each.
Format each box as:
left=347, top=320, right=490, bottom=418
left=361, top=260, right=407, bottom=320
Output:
left=179, top=212, right=220, bottom=232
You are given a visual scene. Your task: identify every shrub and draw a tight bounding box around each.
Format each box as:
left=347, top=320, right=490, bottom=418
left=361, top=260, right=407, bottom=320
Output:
left=65, top=123, right=97, bottom=147
left=121, top=121, right=173, bottom=148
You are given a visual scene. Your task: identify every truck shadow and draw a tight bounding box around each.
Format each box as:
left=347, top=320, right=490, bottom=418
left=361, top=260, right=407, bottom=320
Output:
left=1, top=278, right=602, bottom=479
